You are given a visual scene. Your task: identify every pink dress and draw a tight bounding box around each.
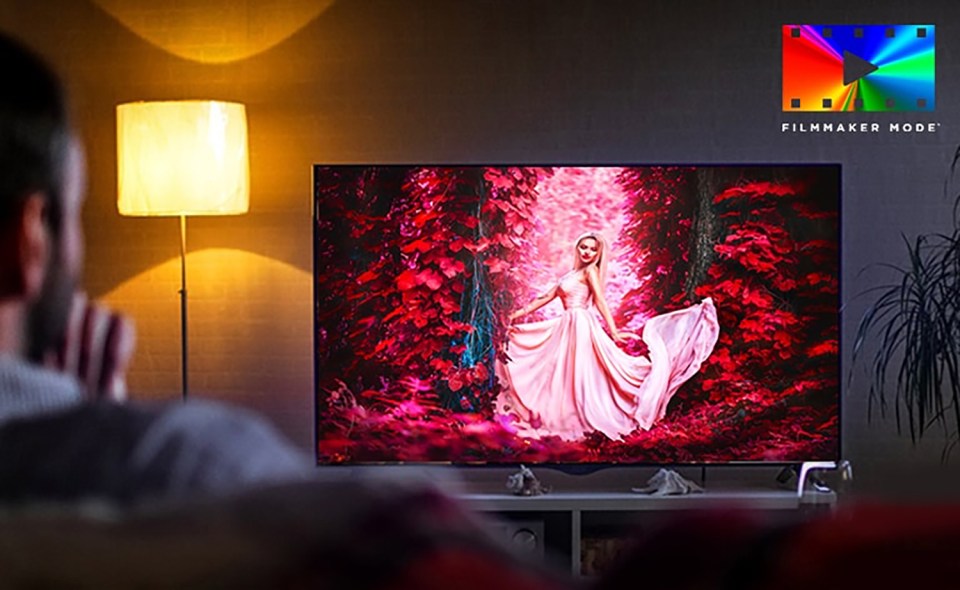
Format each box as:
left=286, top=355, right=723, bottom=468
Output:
left=497, top=270, right=719, bottom=441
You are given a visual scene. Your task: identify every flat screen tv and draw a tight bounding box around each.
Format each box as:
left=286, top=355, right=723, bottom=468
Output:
left=314, top=165, right=839, bottom=465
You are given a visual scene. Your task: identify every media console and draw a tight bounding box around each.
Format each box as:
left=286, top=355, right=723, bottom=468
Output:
left=462, top=486, right=837, bottom=576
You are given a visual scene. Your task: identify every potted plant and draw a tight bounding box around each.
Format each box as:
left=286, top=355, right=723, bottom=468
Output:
left=852, top=149, right=960, bottom=461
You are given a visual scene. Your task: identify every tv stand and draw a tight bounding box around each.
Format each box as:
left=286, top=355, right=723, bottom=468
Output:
left=462, top=485, right=836, bottom=576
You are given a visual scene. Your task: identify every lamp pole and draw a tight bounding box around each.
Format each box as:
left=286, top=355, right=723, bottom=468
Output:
left=179, top=214, right=188, bottom=401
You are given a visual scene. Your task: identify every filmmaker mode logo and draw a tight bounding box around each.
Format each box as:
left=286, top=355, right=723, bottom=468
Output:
left=782, top=24, right=934, bottom=112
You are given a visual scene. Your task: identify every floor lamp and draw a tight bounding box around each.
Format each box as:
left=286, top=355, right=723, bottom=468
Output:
left=117, top=100, right=250, bottom=401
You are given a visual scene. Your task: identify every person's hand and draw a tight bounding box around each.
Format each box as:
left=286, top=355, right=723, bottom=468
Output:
left=45, top=292, right=136, bottom=402
left=613, top=330, right=640, bottom=345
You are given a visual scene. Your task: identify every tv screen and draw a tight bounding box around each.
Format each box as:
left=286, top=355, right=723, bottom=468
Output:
left=314, top=165, right=839, bottom=465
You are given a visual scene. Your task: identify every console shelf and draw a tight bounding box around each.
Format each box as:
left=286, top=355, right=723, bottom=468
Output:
left=461, top=489, right=836, bottom=576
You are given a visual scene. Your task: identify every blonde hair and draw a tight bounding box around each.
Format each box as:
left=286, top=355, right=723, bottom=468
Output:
left=573, top=232, right=608, bottom=296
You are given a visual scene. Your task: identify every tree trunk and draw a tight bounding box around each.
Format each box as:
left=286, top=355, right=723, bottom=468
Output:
left=685, top=168, right=721, bottom=300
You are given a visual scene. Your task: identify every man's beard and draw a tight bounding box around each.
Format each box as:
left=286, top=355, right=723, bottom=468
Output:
left=24, top=258, right=74, bottom=365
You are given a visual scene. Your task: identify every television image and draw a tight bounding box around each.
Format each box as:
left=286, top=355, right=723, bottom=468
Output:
left=314, top=165, right=839, bottom=465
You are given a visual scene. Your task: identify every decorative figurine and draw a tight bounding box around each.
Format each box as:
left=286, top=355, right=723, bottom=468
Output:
left=506, top=465, right=551, bottom=496
left=632, top=468, right=704, bottom=495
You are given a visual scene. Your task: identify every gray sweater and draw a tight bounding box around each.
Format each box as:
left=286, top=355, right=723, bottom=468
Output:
left=0, top=356, right=312, bottom=504
left=0, top=355, right=83, bottom=423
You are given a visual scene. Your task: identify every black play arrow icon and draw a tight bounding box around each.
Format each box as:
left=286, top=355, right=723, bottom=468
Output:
left=843, top=50, right=878, bottom=85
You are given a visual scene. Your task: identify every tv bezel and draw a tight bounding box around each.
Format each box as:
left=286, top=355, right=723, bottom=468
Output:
left=312, top=162, right=843, bottom=468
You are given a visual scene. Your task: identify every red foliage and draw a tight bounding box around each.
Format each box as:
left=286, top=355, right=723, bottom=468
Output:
left=617, top=167, right=694, bottom=318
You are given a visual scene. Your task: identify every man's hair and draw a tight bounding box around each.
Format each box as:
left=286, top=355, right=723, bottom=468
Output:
left=0, top=32, right=69, bottom=235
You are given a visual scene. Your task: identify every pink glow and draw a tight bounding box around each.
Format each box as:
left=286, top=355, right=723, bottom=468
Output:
left=516, top=167, right=643, bottom=328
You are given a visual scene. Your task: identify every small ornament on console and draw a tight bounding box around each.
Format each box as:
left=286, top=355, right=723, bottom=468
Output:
left=506, top=465, right=551, bottom=496
left=631, top=468, right=704, bottom=495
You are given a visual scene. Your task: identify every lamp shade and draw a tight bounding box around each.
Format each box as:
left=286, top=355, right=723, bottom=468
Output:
left=117, top=100, right=249, bottom=216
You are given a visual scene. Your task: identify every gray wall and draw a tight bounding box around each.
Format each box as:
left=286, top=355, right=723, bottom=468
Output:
left=3, top=0, right=959, bottom=499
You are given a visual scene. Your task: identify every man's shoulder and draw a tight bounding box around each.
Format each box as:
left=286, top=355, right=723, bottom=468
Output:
left=0, top=399, right=311, bottom=504
left=134, top=400, right=311, bottom=483
left=128, top=400, right=312, bottom=496
left=0, top=356, right=82, bottom=424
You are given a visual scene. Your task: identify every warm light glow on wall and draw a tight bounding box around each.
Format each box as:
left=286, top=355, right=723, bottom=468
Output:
left=100, top=250, right=312, bottom=400
left=93, top=0, right=336, bottom=64
left=117, top=100, right=249, bottom=216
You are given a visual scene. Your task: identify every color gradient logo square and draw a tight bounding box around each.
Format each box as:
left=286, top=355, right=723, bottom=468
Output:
left=782, top=24, right=934, bottom=112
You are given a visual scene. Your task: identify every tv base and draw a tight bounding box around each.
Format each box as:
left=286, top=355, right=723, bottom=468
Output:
left=794, top=460, right=853, bottom=498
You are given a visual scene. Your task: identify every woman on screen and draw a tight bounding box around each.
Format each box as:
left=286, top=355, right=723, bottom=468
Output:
left=497, top=232, right=719, bottom=441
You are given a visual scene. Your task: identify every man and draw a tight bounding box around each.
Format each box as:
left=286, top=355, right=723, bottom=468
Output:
left=0, top=32, right=311, bottom=503
left=0, top=33, right=579, bottom=590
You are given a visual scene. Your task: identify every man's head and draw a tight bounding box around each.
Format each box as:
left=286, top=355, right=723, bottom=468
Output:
left=0, top=32, right=84, bottom=361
